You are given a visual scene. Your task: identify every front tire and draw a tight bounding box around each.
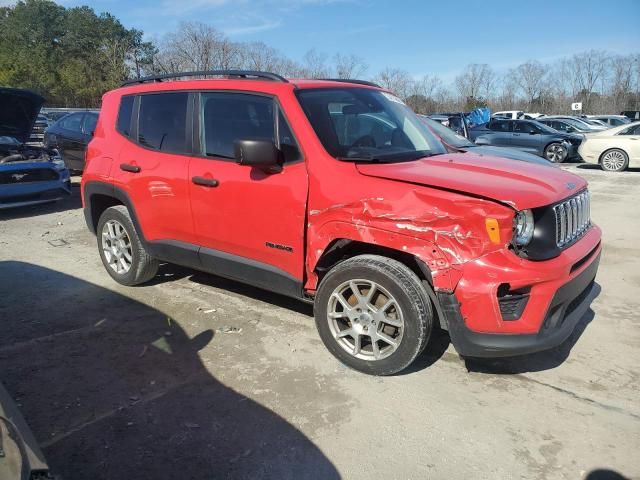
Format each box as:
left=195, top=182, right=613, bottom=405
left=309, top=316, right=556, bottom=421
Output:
left=544, top=142, right=568, bottom=163
left=600, top=148, right=629, bottom=172
left=314, top=255, right=433, bottom=375
left=97, top=205, right=159, bottom=286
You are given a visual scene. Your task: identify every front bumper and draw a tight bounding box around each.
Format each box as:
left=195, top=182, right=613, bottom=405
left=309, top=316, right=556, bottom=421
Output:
left=564, top=141, right=581, bottom=160
left=0, top=166, right=71, bottom=209
left=441, top=226, right=602, bottom=357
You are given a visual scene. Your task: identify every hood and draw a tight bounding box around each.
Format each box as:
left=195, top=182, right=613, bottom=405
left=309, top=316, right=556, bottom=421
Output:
left=356, top=152, right=587, bottom=210
left=0, top=88, right=45, bottom=144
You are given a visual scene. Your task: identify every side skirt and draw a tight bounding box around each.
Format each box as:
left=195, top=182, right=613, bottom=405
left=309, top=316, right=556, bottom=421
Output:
left=147, top=240, right=304, bottom=300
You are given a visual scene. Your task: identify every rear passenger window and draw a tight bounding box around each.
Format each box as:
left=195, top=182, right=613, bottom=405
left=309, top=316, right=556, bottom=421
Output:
left=488, top=120, right=510, bottom=132
left=116, top=96, right=134, bottom=137
left=200, top=93, right=275, bottom=160
left=138, top=93, right=189, bottom=153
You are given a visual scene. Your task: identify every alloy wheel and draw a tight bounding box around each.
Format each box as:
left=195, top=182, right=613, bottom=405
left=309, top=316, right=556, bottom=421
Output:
left=545, top=144, right=566, bottom=163
left=101, top=219, right=133, bottom=274
left=602, top=150, right=626, bottom=171
left=327, top=279, right=404, bottom=361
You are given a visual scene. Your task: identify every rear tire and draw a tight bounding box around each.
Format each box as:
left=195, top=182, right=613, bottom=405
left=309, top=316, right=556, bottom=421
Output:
left=97, top=205, right=159, bottom=286
left=314, top=255, right=433, bottom=375
left=600, top=148, right=628, bottom=172
left=544, top=142, right=568, bottom=163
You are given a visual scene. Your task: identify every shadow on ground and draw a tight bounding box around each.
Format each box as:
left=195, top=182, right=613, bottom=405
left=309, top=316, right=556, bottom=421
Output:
left=463, top=283, right=601, bottom=374
left=577, top=164, right=640, bottom=173
left=0, top=261, right=340, bottom=480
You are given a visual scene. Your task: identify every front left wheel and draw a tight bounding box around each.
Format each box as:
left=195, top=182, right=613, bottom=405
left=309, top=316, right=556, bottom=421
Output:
left=96, top=205, right=159, bottom=286
left=544, top=142, right=568, bottom=163
left=600, top=148, right=629, bottom=172
left=314, top=255, right=433, bottom=375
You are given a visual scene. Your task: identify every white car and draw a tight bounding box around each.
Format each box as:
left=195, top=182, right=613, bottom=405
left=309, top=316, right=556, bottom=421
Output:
left=492, top=110, right=524, bottom=119
left=578, top=121, right=640, bottom=171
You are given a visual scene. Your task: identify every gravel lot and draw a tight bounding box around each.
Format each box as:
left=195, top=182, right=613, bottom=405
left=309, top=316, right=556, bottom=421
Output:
left=0, top=164, right=638, bottom=480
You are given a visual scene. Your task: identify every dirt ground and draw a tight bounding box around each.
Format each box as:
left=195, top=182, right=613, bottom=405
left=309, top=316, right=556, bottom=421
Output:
left=0, top=163, right=638, bottom=480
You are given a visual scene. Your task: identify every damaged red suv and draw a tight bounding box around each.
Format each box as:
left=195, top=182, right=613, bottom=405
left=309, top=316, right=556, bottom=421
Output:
left=82, top=71, right=601, bottom=375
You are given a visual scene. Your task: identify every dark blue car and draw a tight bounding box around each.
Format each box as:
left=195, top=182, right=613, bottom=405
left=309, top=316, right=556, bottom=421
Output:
left=469, top=119, right=583, bottom=163
left=0, top=88, right=71, bottom=209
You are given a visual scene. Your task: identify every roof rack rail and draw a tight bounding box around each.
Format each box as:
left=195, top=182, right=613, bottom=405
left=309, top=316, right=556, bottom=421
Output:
left=121, top=70, right=289, bottom=87
left=317, top=78, right=381, bottom=88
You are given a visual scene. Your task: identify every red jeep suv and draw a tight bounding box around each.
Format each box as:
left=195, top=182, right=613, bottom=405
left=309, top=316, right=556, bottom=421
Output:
left=82, top=71, right=601, bottom=375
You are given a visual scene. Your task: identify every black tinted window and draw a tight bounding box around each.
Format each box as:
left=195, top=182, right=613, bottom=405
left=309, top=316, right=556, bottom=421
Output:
left=488, top=120, right=510, bottom=132
left=200, top=93, right=274, bottom=159
left=82, top=113, right=98, bottom=135
left=620, top=125, right=640, bottom=135
left=138, top=93, right=189, bottom=153
left=514, top=122, right=538, bottom=134
left=117, top=96, right=134, bottom=137
left=59, top=113, right=83, bottom=132
left=278, top=110, right=301, bottom=163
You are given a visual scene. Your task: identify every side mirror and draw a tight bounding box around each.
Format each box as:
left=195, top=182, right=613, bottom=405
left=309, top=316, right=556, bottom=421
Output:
left=529, top=130, right=537, bottom=135
left=566, top=127, right=575, bottom=133
left=234, top=139, right=281, bottom=172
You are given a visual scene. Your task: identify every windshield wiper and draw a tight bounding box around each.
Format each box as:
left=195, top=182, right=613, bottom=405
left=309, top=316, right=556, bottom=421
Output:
left=336, top=156, right=385, bottom=163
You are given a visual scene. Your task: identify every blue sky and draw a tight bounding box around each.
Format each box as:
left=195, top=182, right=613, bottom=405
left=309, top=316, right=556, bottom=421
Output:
left=50, top=0, right=640, bottom=78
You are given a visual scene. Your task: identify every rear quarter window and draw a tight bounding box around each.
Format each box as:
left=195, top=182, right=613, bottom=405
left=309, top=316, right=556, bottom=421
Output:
left=116, top=96, right=134, bottom=137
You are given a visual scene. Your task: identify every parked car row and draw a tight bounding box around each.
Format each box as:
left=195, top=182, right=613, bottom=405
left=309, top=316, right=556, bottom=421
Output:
left=428, top=109, right=640, bottom=171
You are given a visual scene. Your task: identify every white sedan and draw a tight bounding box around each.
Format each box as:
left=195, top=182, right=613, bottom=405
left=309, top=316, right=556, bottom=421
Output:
left=578, top=121, right=640, bottom=172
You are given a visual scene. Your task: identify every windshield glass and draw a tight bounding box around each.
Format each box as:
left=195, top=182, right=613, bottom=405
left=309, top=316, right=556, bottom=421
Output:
left=418, top=115, right=475, bottom=148
left=296, top=88, right=446, bottom=162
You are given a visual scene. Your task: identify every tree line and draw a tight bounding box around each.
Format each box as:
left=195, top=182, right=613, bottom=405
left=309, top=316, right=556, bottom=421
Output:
left=1, top=0, right=638, bottom=114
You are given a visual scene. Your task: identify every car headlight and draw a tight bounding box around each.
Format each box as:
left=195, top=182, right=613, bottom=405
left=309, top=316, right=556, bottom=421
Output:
left=513, top=209, right=534, bottom=246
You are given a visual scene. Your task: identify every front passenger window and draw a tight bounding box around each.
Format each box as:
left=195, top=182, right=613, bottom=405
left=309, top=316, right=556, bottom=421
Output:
left=200, top=93, right=275, bottom=160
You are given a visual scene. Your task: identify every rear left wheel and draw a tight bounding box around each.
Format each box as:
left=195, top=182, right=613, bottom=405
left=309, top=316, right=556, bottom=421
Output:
left=314, top=255, right=433, bottom=375
left=97, top=205, right=159, bottom=286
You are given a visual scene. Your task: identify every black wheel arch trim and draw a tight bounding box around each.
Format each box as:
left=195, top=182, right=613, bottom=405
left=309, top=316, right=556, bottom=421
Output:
left=83, top=181, right=147, bottom=242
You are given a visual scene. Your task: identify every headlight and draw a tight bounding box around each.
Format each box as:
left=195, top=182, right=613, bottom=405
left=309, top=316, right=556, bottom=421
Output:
left=513, top=209, right=534, bottom=246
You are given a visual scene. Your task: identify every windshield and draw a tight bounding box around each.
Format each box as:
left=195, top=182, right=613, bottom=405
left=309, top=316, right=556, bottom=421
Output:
left=296, top=88, right=446, bottom=162
left=418, top=115, right=475, bottom=148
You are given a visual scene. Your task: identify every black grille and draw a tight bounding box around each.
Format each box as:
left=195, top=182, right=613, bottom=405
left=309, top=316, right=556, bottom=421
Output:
left=0, top=168, right=59, bottom=184
left=498, top=293, right=529, bottom=320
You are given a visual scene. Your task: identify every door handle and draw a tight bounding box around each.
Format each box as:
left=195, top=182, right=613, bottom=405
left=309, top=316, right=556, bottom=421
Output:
left=192, top=176, right=219, bottom=187
left=120, top=163, right=141, bottom=173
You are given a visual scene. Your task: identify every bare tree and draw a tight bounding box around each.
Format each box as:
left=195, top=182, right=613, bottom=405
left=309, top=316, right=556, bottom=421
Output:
left=507, top=60, right=548, bottom=109
left=300, top=49, right=330, bottom=78
left=567, top=50, right=608, bottom=111
left=334, top=53, right=368, bottom=79
left=372, top=68, right=413, bottom=98
left=454, top=64, right=495, bottom=104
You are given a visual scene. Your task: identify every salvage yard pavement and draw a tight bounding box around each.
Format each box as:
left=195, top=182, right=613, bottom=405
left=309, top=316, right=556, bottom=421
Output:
left=0, top=164, right=639, bottom=480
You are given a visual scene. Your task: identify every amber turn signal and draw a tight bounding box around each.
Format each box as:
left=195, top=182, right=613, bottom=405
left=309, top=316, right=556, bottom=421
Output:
left=485, top=218, right=501, bottom=244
